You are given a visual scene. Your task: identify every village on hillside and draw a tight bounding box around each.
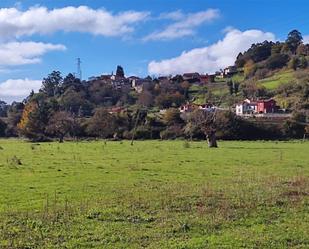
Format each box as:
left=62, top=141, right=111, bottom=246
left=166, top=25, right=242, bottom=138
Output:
left=0, top=30, right=308, bottom=142
left=86, top=65, right=291, bottom=119
left=1, top=2, right=309, bottom=248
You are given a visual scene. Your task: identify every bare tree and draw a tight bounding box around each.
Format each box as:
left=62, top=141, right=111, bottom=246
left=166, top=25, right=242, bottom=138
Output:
left=46, top=111, right=75, bottom=142
left=189, top=109, right=218, bottom=147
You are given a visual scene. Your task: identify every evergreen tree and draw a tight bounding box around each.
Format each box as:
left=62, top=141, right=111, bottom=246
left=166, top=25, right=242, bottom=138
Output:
left=40, top=71, right=63, bottom=97
left=286, top=30, right=303, bottom=54
left=116, top=65, right=125, bottom=78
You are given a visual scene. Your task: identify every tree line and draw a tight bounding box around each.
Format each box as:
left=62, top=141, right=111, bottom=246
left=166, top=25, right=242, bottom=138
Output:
left=0, top=30, right=308, bottom=142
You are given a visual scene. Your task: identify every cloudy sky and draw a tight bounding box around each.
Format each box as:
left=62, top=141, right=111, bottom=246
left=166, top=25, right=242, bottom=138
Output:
left=0, top=0, right=308, bottom=103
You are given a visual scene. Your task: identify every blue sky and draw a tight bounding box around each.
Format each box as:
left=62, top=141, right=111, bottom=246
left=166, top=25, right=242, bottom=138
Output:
left=0, top=0, right=308, bottom=103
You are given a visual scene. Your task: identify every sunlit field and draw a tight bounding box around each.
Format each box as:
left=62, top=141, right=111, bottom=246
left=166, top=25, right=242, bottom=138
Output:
left=0, top=139, right=308, bottom=248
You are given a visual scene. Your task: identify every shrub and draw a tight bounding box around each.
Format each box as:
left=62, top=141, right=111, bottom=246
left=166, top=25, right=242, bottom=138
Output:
left=0, top=119, right=6, bottom=137
left=134, top=126, right=152, bottom=139
left=266, top=54, right=289, bottom=70
left=160, top=125, right=183, bottom=139
left=254, top=68, right=270, bottom=80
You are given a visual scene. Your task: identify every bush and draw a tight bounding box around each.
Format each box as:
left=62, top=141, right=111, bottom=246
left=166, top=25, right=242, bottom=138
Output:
left=283, top=120, right=305, bottom=138
left=160, top=125, right=183, bottom=139
left=0, top=119, right=6, bottom=137
left=238, top=120, right=284, bottom=140
left=122, top=130, right=133, bottom=140
left=254, top=68, right=270, bottom=80
left=183, top=123, right=204, bottom=140
left=134, top=126, right=153, bottom=139
left=266, top=54, right=289, bottom=70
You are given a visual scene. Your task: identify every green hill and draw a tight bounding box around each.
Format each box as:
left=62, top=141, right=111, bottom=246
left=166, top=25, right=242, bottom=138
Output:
left=257, top=69, right=295, bottom=90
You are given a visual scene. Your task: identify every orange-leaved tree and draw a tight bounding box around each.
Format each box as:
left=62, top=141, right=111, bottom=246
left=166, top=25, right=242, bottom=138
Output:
left=17, top=101, right=46, bottom=141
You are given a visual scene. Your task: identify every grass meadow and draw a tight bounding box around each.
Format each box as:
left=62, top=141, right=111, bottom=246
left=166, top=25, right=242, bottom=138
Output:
left=258, top=69, right=294, bottom=90
left=0, top=139, right=308, bottom=248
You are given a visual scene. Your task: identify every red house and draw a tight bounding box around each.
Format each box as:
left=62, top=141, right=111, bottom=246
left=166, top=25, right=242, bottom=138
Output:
left=256, top=99, right=276, bottom=113
left=199, top=74, right=215, bottom=84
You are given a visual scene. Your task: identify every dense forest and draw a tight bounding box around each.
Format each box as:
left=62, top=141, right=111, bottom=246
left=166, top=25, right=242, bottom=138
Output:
left=0, top=30, right=308, bottom=142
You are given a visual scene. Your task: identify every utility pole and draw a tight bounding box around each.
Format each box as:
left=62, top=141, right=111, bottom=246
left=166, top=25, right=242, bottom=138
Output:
left=77, top=58, right=82, bottom=80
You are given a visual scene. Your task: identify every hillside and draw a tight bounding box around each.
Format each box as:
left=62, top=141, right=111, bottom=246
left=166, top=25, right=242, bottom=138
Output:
left=257, top=69, right=295, bottom=90
left=197, top=67, right=308, bottom=111
left=0, top=30, right=308, bottom=142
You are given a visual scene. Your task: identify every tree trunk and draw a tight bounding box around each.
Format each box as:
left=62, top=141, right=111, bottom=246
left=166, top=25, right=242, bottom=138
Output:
left=207, top=131, right=218, bottom=148
left=59, top=135, right=64, bottom=143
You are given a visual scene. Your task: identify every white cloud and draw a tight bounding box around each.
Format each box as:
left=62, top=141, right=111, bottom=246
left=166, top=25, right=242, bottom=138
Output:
left=143, top=9, right=220, bottom=41
left=0, top=78, right=41, bottom=103
left=0, top=6, right=149, bottom=40
left=148, top=29, right=276, bottom=75
left=304, top=35, right=309, bottom=44
left=0, top=41, right=66, bottom=66
left=158, top=10, right=184, bottom=21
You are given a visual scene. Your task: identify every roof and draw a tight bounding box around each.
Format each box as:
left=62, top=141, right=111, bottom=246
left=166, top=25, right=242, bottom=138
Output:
left=236, top=99, right=257, bottom=105
left=183, top=72, right=200, bottom=77
left=256, top=99, right=276, bottom=103
left=237, top=98, right=276, bottom=106
left=128, top=76, right=140, bottom=80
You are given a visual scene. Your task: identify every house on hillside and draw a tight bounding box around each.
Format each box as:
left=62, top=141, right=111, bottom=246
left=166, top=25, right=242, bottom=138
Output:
left=100, top=74, right=113, bottom=80
left=111, top=74, right=125, bottom=81
left=128, top=76, right=142, bottom=92
left=236, top=99, right=257, bottom=115
left=179, top=103, right=215, bottom=113
left=256, top=99, right=276, bottom=114
left=218, top=66, right=238, bottom=78
left=131, top=79, right=144, bottom=93
left=111, top=78, right=130, bottom=90
left=223, top=66, right=238, bottom=78
left=88, top=76, right=101, bottom=82
left=158, top=76, right=170, bottom=81
left=179, top=103, right=199, bottom=113
left=131, top=77, right=152, bottom=93
left=215, top=71, right=223, bottom=78
left=236, top=99, right=277, bottom=115
left=198, top=103, right=215, bottom=111
left=200, top=74, right=215, bottom=84
left=183, top=73, right=200, bottom=83
left=108, top=106, right=127, bottom=114
left=128, top=76, right=140, bottom=82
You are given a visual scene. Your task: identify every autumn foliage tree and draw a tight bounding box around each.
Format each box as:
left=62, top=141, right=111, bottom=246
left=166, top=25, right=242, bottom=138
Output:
left=17, top=101, right=46, bottom=141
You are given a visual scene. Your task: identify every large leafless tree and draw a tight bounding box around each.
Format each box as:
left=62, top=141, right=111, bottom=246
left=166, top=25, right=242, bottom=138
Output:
left=46, top=111, right=75, bottom=142
left=187, top=109, right=218, bottom=147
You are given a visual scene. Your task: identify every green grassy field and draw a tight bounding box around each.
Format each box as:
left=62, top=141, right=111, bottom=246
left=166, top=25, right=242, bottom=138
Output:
left=0, top=139, right=309, bottom=248
left=189, top=83, right=229, bottom=105
left=258, top=69, right=295, bottom=90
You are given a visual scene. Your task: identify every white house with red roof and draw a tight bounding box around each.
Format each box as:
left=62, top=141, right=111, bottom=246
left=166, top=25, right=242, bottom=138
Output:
left=236, top=99, right=277, bottom=116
